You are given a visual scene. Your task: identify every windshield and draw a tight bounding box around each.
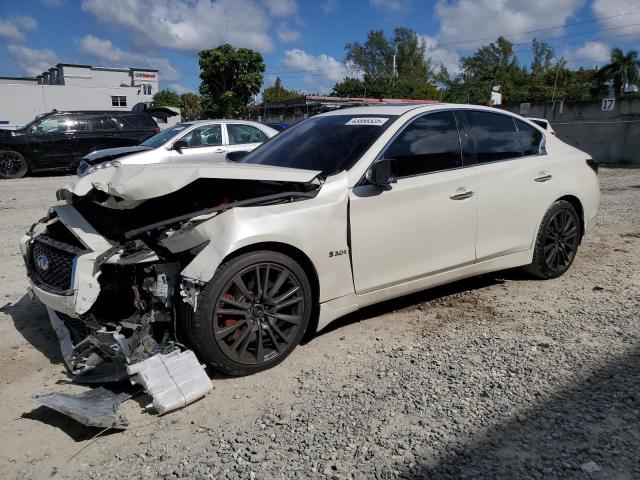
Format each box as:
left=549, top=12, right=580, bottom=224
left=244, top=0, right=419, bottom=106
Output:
left=242, top=114, right=398, bottom=176
left=140, top=123, right=190, bottom=148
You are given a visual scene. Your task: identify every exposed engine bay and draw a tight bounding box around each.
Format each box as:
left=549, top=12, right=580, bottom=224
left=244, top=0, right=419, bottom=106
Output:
left=24, top=175, right=321, bottom=384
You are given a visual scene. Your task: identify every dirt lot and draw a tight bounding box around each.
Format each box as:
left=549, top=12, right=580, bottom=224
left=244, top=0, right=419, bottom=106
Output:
left=0, top=169, right=639, bottom=480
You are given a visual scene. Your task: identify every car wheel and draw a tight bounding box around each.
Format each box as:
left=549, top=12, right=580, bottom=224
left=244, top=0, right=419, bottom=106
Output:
left=0, top=150, right=29, bottom=179
left=189, top=251, right=312, bottom=376
left=525, top=200, right=581, bottom=279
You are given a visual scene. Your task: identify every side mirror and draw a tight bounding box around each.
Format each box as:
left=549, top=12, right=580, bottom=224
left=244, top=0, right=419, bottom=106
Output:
left=226, top=151, right=249, bottom=163
left=366, top=158, right=397, bottom=187
left=172, top=140, right=188, bottom=151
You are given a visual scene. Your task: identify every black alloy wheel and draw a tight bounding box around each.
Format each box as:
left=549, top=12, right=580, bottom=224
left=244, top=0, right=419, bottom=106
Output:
left=190, top=251, right=312, bottom=375
left=0, top=150, right=29, bottom=179
left=526, top=200, right=581, bottom=279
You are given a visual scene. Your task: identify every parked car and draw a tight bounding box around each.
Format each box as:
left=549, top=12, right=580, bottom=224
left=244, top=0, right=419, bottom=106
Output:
left=527, top=117, right=556, bottom=135
left=0, top=110, right=159, bottom=179
left=21, top=104, right=599, bottom=379
left=77, top=120, right=278, bottom=176
left=261, top=121, right=289, bottom=132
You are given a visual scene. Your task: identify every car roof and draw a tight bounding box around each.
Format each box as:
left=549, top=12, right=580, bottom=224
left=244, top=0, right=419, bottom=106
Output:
left=180, top=119, right=267, bottom=125
left=318, top=103, right=525, bottom=117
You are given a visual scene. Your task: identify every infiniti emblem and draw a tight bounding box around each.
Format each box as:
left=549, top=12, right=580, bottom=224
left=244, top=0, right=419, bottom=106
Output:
left=36, top=254, right=49, bottom=271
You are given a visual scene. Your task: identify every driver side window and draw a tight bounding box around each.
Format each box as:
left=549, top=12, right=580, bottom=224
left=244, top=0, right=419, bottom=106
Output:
left=179, top=125, right=222, bottom=148
left=385, top=111, right=463, bottom=178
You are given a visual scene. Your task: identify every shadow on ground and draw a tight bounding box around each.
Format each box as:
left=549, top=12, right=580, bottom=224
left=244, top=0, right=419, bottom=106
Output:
left=398, top=348, right=640, bottom=479
left=1, top=294, right=61, bottom=364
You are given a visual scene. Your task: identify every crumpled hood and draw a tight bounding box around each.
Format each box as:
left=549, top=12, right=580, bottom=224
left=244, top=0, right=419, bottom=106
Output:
left=61, top=162, right=322, bottom=202
left=82, top=145, right=153, bottom=165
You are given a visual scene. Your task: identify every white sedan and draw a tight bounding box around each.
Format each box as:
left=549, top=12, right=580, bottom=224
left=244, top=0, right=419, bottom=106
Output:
left=77, top=119, right=277, bottom=176
left=22, top=104, right=599, bottom=378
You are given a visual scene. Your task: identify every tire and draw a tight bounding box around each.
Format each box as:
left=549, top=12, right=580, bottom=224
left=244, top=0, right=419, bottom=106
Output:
left=525, top=200, right=581, bottom=279
left=0, top=150, right=29, bottom=179
left=188, top=250, right=313, bottom=376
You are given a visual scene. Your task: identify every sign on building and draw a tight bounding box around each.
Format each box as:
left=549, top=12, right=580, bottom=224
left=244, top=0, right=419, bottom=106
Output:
left=601, top=98, right=615, bottom=111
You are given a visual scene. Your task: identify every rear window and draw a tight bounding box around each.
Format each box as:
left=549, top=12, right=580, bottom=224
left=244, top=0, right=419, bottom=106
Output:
left=465, top=111, right=522, bottom=163
left=116, top=113, right=157, bottom=130
left=515, top=119, right=544, bottom=156
left=530, top=119, right=548, bottom=129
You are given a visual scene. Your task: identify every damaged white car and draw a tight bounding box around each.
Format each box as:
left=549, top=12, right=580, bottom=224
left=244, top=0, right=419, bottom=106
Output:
left=21, top=104, right=600, bottom=380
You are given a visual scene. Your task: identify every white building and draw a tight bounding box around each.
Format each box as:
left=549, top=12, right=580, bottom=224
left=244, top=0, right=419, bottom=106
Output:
left=0, top=63, right=160, bottom=129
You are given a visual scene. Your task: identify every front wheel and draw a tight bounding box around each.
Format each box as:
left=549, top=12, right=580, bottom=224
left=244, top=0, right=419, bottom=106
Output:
left=0, top=150, right=29, bottom=179
left=189, top=251, right=313, bottom=376
left=525, top=200, right=581, bottom=279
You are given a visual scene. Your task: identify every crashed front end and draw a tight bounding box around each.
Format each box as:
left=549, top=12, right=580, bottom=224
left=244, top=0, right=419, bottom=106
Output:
left=20, top=163, right=321, bottom=384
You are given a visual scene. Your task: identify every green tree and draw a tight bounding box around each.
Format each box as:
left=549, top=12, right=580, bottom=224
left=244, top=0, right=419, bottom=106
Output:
left=335, top=28, right=436, bottom=99
left=179, top=92, right=202, bottom=121
left=153, top=89, right=180, bottom=107
left=597, top=48, right=640, bottom=97
left=199, top=44, right=265, bottom=117
left=263, top=77, right=302, bottom=103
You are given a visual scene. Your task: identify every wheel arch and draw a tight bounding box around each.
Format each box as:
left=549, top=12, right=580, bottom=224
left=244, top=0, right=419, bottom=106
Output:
left=556, top=194, right=585, bottom=241
left=219, top=241, right=321, bottom=337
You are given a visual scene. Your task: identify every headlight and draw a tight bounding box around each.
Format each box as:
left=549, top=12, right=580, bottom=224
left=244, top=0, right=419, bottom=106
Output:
left=81, top=160, right=121, bottom=177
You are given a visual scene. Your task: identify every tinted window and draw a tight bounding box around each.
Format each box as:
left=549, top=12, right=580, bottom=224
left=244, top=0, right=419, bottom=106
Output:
left=465, top=111, right=522, bottom=163
left=34, top=114, right=73, bottom=133
left=180, top=125, right=222, bottom=147
left=74, top=114, right=118, bottom=131
left=227, top=124, right=268, bottom=144
left=529, top=119, right=548, bottom=129
left=385, top=111, right=462, bottom=177
left=243, top=114, right=398, bottom=176
left=515, top=119, right=544, bottom=156
left=117, top=113, right=157, bottom=129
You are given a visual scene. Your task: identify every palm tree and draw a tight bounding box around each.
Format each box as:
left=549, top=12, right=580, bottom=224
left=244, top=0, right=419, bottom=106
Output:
left=597, top=48, right=640, bottom=97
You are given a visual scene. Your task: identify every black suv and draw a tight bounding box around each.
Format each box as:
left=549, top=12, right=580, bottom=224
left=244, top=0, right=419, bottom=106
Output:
left=0, top=111, right=159, bottom=179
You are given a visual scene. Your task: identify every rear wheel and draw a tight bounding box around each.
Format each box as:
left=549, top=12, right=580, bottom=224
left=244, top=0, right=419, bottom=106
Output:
left=0, top=150, right=29, bottom=179
left=189, top=251, right=312, bottom=376
left=526, top=200, right=580, bottom=279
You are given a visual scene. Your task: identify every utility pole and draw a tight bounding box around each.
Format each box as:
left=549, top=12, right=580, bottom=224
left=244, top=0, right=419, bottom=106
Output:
left=551, top=57, right=563, bottom=113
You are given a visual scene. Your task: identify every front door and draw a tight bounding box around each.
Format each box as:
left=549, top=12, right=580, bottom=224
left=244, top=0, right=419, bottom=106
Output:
left=170, top=124, right=226, bottom=163
left=349, top=110, right=478, bottom=294
left=26, top=113, right=76, bottom=169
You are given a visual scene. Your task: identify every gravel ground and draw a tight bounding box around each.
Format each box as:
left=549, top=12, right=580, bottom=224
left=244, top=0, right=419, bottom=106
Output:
left=0, top=169, right=639, bottom=480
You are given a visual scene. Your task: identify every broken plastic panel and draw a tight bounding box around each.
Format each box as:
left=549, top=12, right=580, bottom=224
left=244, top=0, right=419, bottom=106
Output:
left=127, top=350, right=213, bottom=414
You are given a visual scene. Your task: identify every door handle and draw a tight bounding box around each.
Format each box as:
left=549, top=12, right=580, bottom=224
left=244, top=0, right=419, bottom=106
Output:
left=450, top=190, right=475, bottom=200
left=534, top=173, right=553, bottom=182
left=213, top=148, right=225, bottom=153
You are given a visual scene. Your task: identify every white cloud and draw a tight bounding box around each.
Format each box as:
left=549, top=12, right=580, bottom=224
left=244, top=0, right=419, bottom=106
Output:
left=166, top=83, right=195, bottom=95
left=7, top=44, right=58, bottom=76
left=564, top=41, right=611, bottom=67
left=370, top=0, right=411, bottom=12
left=422, top=35, right=460, bottom=75
left=322, top=0, right=338, bottom=13
left=264, top=0, right=298, bottom=16
left=81, top=0, right=277, bottom=53
left=0, top=16, right=37, bottom=42
left=77, top=35, right=181, bottom=81
left=434, top=0, right=584, bottom=49
left=277, top=23, right=301, bottom=42
left=592, top=0, right=640, bottom=39
left=281, top=49, right=348, bottom=84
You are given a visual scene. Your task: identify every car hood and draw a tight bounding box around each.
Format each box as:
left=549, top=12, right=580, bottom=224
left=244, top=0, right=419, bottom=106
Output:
left=82, top=145, right=153, bottom=165
left=60, top=162, right=322, bottom=203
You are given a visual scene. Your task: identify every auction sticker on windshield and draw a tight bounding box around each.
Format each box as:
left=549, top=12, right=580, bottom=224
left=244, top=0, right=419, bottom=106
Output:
left=345, top=117, right=389, bottom=126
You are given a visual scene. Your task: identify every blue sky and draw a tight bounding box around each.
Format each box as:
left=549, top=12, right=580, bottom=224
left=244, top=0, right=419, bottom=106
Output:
left=0, top=0, right=638, bottom=95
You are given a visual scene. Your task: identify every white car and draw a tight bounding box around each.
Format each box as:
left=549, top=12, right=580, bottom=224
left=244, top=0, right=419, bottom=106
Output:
left=77, top=119, right=277, bottom=176
left=527, top=117, right=556, bottom=135
left=21, top=104, right=599, bottom=378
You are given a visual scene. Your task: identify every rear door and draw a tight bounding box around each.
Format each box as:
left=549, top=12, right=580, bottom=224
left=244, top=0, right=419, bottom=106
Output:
left=349, top=110, right=478, bottom=293
left=71, top=113, right=119, bottom=166
left=462, top=110, right=553, bottom=260
left=225, top=123, right=270, bottom=155
left=169, top=124, right=226, bottom=163
left=26, top=114, right=76, bottom=169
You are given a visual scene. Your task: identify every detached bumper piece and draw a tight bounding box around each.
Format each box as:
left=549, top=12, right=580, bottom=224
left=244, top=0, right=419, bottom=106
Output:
left=33, top=387, right=131, bottom=429
left=127, top=350, right=213, bottom=414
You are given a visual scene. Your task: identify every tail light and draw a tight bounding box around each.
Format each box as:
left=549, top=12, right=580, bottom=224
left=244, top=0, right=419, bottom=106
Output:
left=586, top=158, right=598, bottom=174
